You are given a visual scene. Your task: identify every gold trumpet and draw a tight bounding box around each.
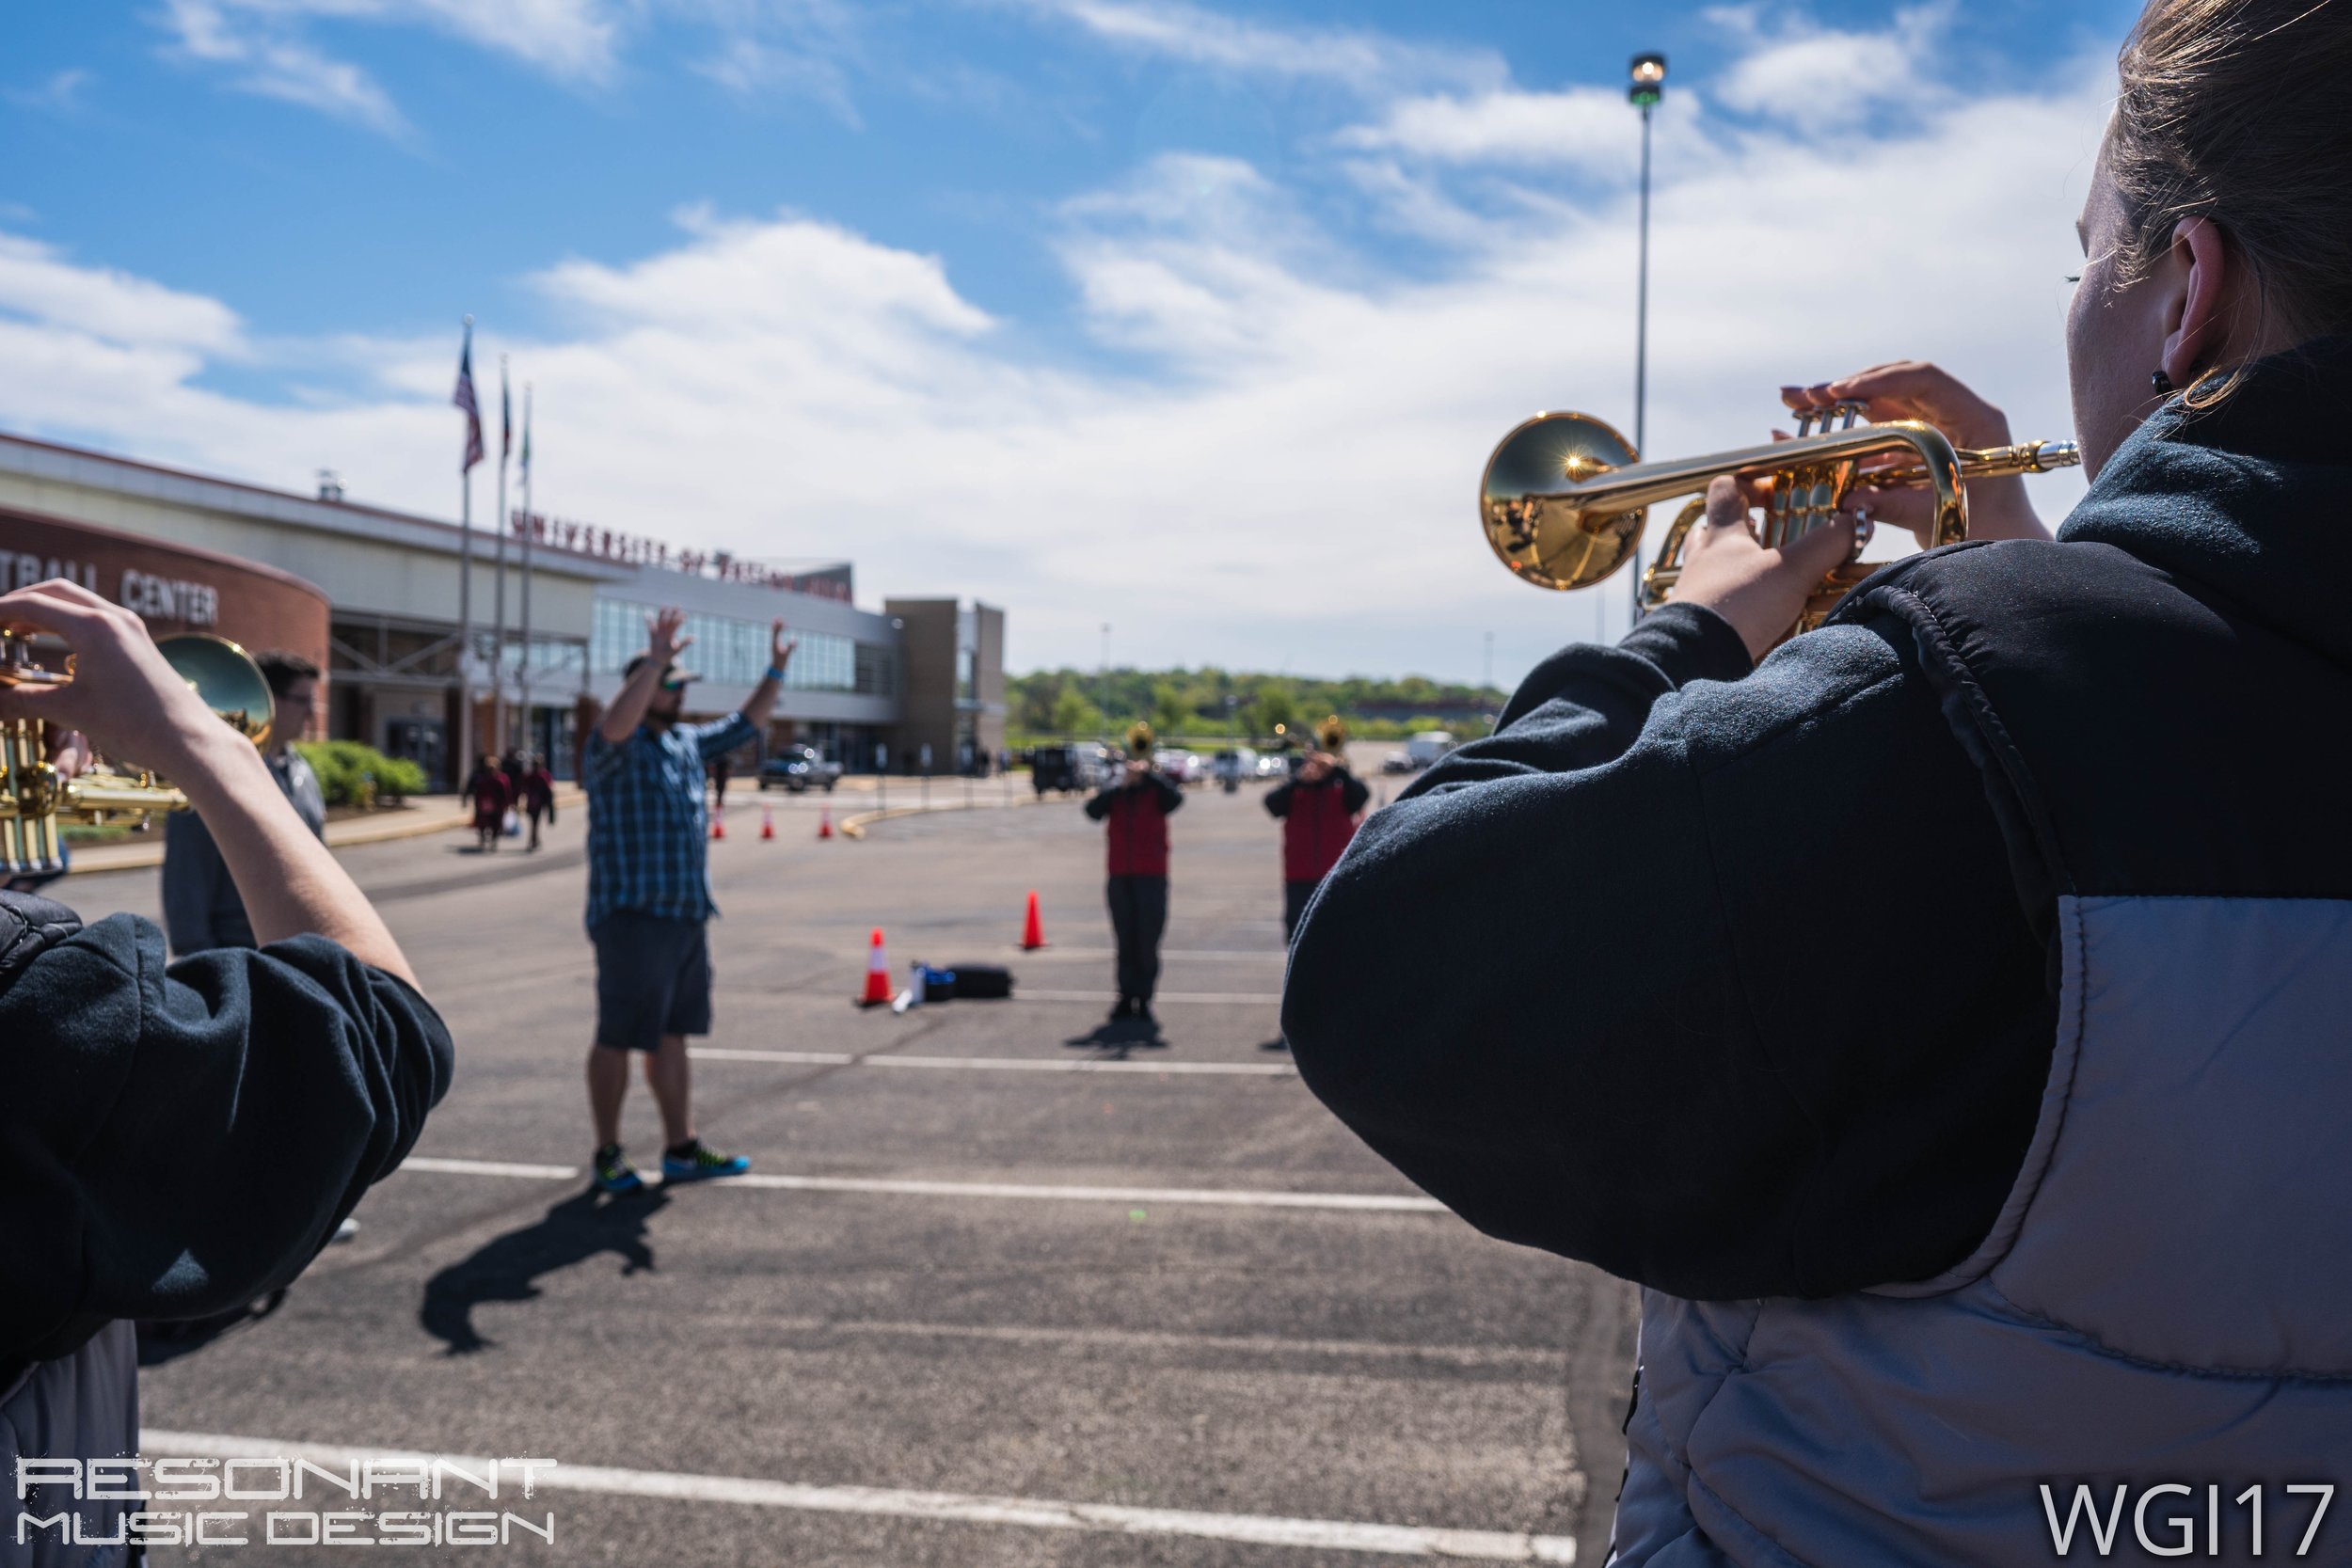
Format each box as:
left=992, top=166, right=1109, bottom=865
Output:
left=0, top=631, right=275, bottom=877
left=1479, top=400, right=2080, bottom=632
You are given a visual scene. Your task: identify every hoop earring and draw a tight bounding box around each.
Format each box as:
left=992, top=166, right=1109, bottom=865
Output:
left=2151, top=370, right=2176, bottom=396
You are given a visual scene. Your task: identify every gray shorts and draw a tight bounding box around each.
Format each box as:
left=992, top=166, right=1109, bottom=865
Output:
left=592, top=911, right=712, bottom=1052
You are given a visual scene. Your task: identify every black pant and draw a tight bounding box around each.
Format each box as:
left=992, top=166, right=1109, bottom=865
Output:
left=1283, top=879, right=1317, bottom=943
left=1106, top=875, right=1168, bottom=1004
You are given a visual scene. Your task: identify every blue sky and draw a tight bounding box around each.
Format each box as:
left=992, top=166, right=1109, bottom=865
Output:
left=0, top=1, right=2142, bottom=681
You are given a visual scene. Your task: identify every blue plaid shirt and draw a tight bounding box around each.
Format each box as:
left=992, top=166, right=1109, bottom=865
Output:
left=583, top=711, right=756, bottom=929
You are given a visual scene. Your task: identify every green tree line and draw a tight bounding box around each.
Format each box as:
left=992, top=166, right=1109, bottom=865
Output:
left=1009, top=667, right=1504, bottom=744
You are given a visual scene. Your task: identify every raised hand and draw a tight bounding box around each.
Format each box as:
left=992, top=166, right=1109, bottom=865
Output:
left=645, top=606, right=692, bottom=664
left=771, top=620, right=798, bottom=668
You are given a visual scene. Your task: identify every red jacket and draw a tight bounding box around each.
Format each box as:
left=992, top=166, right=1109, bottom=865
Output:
left=1265, top=768, right=1370, bottom=882
left=1085, top=772, right=1183, bottom=876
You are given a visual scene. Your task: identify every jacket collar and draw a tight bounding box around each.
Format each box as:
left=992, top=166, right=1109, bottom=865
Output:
left=2059, top=335, right=2352, bottom=665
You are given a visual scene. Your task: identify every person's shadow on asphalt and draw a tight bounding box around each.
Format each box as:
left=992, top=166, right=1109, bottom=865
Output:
left=419, top=1187, right=669, bottom=1355
left=1062, top=1014, right=1168, bottom=1057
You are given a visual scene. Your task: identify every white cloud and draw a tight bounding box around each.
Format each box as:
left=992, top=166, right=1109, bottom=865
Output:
left=1001, top=0, right=1502, bottom=96
left=157, top=0, right=412, bottom=136
left=1335, top=87, right=1640, bottom=167
left=14, top=7, right=2114, bottom=683
left=1707, top=1, right=1955, bottom=126
left=0, top=234, right=246, bottom=355
left=3, top=69, right=95, bottom=114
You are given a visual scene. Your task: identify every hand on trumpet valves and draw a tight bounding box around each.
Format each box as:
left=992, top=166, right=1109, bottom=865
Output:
left=1672, top=475, right=1862, bottom=665
left=1781, top=361, right=2052, bottom=546
left=0, top=578, right=246, bottom=782
left=1296, top=751, right=1338, bottom=784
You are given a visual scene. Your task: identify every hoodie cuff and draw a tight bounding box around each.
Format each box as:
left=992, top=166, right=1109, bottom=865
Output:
left=1618, top=602, right=1754, bottom=687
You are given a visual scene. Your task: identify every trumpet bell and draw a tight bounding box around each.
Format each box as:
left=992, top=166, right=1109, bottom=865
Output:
left=158, top=633, right=275, bottom=750
left=1480, top=411, right=1645, bottom=592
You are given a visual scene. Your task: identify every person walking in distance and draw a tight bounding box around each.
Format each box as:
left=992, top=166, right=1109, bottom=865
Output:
left=515, top=751, right=557, bottom=851
left=1263, top=715, right=1370, bottom=946
left=1084, top=721, right=1182, bottom=1028
left=464, top=752, right=511, bottom=852
left=161, top=650, right=327, bottom=956
left=584, top=605, right=795, bottom=1194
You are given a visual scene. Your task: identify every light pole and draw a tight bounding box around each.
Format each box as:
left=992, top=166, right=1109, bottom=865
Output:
left=1629, top=51, right=1667, bottom=632
left=1099, top=623, right=1111, bottom=741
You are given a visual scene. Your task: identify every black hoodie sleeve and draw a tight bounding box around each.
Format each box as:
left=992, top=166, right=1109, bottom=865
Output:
left=0, top=916, right=453, bottom=1355
left=1337, top=769, right=1371, bottom=816
left=1152, top=774, right=1183, bottom=815
left=1263, top=779, right=1295, bottom=818
left=1283, top=602, right=2054, bottom=1301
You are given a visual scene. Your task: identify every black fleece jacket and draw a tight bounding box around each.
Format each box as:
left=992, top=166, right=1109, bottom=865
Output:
left=0, top=893, right=453, bottom=1370
left=1286, top=337, right=2352, bottom=1303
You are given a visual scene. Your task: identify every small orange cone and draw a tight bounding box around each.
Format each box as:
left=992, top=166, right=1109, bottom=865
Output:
left=818, top=807, right=834, bottom=840
left=1020, top=890, right=1047, bottom=950
left=710, top=807, right=726, bottom=841
left=760, top=804, right=775, bottom=841
left=858, top=928, right=892, bottom=1006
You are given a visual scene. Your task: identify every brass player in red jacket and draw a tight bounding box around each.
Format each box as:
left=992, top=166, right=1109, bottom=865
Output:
left=1264, top=716, right=1370, bottom=943
left=1083, top=721, right=1183, bottom=1026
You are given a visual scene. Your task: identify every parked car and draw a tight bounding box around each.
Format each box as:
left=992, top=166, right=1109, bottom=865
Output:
left=1253, top=752, right=1290, bottom=780
left=1211, top=747, right=1260, bottom=785
left=1154, top=748, right=1199, bottom=784
left=1405, top=730, right=1456, bottom=770
left=758, top=744, right=842, bottom=793
left=1030, top=744, right=1087, bottom=797
left=1383, top=750, right=1414, bottom=774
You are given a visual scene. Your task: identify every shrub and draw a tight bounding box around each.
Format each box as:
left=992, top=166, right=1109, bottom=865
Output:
left=295, top=740, right=427, bottom=807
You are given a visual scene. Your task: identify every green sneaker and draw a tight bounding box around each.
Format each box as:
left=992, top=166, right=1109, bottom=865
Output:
left=662, top=1140, right=751, bottom=1182
left=592, top=1146, right=644, bottom=1195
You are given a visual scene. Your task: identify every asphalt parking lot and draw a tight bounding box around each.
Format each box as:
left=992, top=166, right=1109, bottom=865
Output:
left=58, top=771, right=1636, bottom=1566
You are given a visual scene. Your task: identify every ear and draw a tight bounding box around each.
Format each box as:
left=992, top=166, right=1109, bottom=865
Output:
left=2158, top=216, right=2236, bottom=388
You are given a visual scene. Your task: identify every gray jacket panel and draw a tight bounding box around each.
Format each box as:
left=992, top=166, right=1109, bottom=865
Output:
left=0, top=1320, right=136, bottom=1568
left=1613, top=893, right=2352, bottom=1566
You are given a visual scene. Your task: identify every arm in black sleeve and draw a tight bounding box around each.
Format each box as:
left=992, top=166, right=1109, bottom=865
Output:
left=1337, top=769, right=1371, bottom=815
left=1283, top=603, right=2053, bottom=1300
left=1152, top=773, right=1183, bottom=815
left=1264, top=778, right=1295, bottom=818
left=0, top=917, right=454, bottom=1353
left=1083, top=785, right=1115, bottom=821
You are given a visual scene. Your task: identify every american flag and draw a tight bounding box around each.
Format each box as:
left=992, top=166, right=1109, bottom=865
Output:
left=453, top=324, right=485, bottom=473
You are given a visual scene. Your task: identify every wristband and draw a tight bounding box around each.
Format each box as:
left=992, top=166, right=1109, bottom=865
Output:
left=764, top=664, right=787, bottom=681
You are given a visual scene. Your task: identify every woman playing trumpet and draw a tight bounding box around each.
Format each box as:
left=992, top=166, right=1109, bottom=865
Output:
left=1285, top=1, right=2352, bottom=1560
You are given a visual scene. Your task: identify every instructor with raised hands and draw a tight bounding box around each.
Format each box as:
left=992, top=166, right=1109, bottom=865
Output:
left=581, top=605, right=793, bottom=1195
left=1287, top=1, right=2352, bottom=1560
left=0, top=578, right=453, bottom=1561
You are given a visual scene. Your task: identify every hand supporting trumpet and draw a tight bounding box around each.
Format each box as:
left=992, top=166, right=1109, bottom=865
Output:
left=1782, top=362, right=2054, bottom=547
left=0, top=579, right=416, bottom=986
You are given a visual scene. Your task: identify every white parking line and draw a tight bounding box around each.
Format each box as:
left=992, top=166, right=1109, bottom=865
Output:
left=1012, top=948, right=1288, bottom=961
left=694, top=1047, right=1296, bottom=1077
left=393, top=1156, right=1445, bottom=1212
left=1020, top=990, right=1283, bottom=1004
left=139, top=1431, right=1576, bottom=1561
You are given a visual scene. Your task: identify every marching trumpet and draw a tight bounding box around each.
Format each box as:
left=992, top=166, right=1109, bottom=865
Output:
left=1479, top=399, right=2080, bottom=633
left=0, top=631, right=275, bottom=877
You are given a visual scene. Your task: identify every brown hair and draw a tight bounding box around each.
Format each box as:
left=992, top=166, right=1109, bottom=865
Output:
left=2109, top=0, right=2352, bottom=401
left=254, top=648, right=320, bottom=701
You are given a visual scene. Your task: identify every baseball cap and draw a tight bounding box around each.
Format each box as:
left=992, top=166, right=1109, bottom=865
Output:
left=624, top=653, right=699, bottom=689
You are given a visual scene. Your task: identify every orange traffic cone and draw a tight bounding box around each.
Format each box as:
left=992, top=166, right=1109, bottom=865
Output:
left=818, top=807, right=834, bottom=840
left=760, top=804, right=775, bottom=841
left=1020, top=890, right=1047, bottom=950
left=858, top=928, right=892, bottom=1006
left=710, top=807, right=726, bottom=841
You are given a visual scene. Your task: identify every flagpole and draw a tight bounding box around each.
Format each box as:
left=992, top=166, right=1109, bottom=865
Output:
left=457, top=319, right=475, bottom=789
left=517, top=382, right=534, bottom=762
left=493, top=353, right=511, bottom=755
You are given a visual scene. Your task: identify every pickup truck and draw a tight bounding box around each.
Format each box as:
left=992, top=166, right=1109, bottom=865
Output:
left=757, top=744, right=842, bottom=793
